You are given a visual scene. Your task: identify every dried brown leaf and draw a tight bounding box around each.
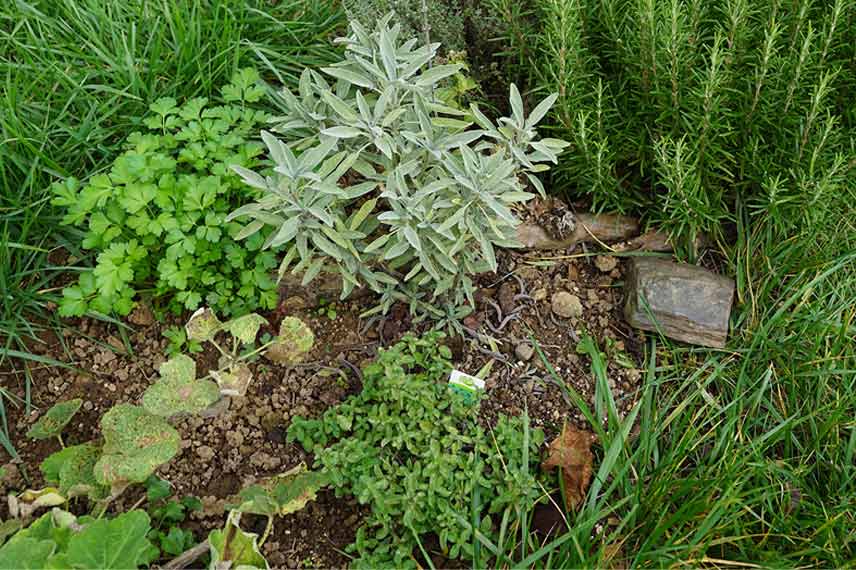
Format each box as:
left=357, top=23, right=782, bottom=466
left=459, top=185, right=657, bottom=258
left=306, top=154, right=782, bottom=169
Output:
left=541, top=425, right=595, bottom=510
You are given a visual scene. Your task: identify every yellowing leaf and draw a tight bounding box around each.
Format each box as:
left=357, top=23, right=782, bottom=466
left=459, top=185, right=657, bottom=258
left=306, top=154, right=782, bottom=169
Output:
left=208, top=511, right=269, bottom=570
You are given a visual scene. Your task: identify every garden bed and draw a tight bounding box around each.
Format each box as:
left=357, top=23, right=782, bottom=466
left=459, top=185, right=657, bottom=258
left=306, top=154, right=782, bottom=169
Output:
left=1, top=246, right=642, bottom=567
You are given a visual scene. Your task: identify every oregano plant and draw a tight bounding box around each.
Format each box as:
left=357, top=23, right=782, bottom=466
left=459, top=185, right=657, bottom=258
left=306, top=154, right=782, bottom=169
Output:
left=229, top=15, right=568, bottom=328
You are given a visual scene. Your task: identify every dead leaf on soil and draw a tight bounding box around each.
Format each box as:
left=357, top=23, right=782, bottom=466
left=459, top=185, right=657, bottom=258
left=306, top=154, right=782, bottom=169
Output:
left=541, top=424, right=596, bottom=510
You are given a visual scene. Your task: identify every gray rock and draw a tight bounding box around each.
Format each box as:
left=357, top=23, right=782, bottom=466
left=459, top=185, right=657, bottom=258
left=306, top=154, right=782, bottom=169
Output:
left=514, top=343, right=535, bottom=362
left=552, top=292, right=583, bottom=319
left=623, top=258, right=735, bottom=348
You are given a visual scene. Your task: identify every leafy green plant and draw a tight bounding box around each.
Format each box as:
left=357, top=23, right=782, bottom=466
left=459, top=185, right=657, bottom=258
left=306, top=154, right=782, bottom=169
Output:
left=141, top=355, right=220, bottom=417
left=208, top=511, right=269, bottom=570
left=0, top=509, right=158, bottom=569
left=40, top=442, right=108, bottom=502
left=287, top=333, right=545, bottom=567
left=163, top=326, right=203, bottom=357
left=144, top=476, right=202, bottom=559
left=230, top=16, right=567, bottom=329
left=26, top=398, right=82, bottom=446
left=52, top=69, right=279, bottom=318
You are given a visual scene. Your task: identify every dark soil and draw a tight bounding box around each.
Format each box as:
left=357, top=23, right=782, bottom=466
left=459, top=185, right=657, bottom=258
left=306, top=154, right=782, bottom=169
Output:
left=0, top=241, right=645, bottom=568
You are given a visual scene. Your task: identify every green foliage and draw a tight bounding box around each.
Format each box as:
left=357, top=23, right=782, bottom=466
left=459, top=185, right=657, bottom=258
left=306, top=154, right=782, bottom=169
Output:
left=231, top=17, right=567, bottom=327
left=529, top=0, right=855, bottom=258
left=26, top=399, right=82, bottom=440
left=40, top=443, right=109, bottom=501
left=0, top=510, right=157, bottom=570
left=144, top=477, right=202, bottom=558
left=94, top=404, right=181, bottom=491
left=0, top=0, right=344, bottom=371
left=163, top=326, right=203, bottom=357
left=288, top=333, right=544, bottom=567
left=52, top=70, right=280, bottom=318
left=141, top=354, right=221, bottom=417
left=343, top=0, right=466, bottom=51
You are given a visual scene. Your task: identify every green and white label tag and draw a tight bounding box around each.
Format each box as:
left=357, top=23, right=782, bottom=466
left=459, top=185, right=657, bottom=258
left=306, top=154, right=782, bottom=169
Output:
left=448, top=369, right=485, bottom=403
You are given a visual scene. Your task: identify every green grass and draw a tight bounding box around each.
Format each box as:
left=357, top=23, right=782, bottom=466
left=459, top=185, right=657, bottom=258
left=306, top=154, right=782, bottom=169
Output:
left=0, top=0, right=343, bottom=452
left=0, top=0, right=342, bottom=352
left=453, top=0, right=856, bottom=566
left=467, top=233, right=854, bottom=567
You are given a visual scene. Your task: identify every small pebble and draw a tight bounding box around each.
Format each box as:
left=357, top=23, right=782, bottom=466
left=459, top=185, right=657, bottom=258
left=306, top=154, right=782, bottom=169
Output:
left=551, top=291, right=583, bottom=319
left=595, top=255, right=618, bottom=273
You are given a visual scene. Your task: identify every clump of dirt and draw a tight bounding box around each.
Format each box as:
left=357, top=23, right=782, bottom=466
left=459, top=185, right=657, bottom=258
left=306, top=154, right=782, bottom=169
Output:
left=1, top=245, right=644, bottom=566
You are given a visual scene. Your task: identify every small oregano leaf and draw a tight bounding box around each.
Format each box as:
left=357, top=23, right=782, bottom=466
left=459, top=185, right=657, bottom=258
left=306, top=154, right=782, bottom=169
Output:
left=264, top=317, right=314, bottom=364
left=223, top=313, right=268, bottom=345
left=185, top=307, right=223, bottom=342
left=208, top=511, right=269, bottom=570
left=142, top=355, right=220, bottom=417
left=94, top=404, right=180, bottom=491
left=26, top=399, right=82, bottom=440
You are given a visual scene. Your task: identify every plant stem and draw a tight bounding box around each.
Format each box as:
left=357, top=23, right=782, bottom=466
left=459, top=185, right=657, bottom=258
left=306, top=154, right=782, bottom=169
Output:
left=162, top=539, right=210, bottom=570
left=259, top=515, right=274, bottom=546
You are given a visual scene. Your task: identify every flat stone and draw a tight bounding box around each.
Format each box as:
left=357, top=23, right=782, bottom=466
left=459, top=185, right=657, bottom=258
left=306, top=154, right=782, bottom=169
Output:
left=516, top=213, right=639, bottom=251
left=623, top=258, right=735, bottom=348
left=552, top=292, right=583, bottom=319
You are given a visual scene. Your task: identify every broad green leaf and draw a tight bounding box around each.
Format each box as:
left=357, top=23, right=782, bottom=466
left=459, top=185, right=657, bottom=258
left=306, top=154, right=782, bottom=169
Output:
left=0, top=537, right=55, bottom=569
left=509, top=84, right=524, bottom=126
left=0, top=520, right=22, bottom=547
left=62, top=510, right=154, bottom=570
left=223, top=313, right=268, bottom=345
left=185, top=307, right=223, bottom=342
left=321, top=91, right=358, bottom=122
left=320, top=126, right=364, bottom=139
left=349, top=199, right=377, bottom=231
left=94, top=404, right=180, bottom=490
left=525, top=93, right=559, bottom=129
left=40, top=442, right=107, bottom=500
left=27, top=399, right=82, bottom=440
left=364, top=234, right=391, bottom=253
left=208, top=511, right=269, bottom=570
left=142, top=355, right=220, bottom=417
